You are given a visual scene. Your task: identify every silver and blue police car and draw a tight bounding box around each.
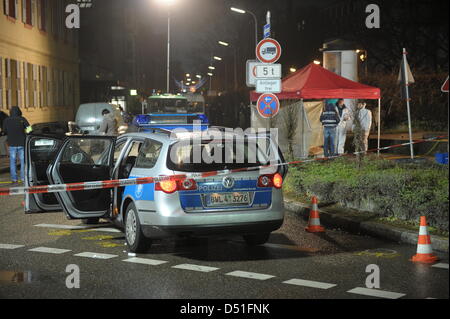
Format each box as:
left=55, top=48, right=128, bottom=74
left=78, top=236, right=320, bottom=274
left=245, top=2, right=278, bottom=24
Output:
left=24, top=114, right=287, bottom=253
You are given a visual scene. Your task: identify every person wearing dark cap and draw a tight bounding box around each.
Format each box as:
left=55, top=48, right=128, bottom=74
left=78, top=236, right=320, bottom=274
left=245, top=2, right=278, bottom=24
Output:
left=2, top=106, right=32, bottom=184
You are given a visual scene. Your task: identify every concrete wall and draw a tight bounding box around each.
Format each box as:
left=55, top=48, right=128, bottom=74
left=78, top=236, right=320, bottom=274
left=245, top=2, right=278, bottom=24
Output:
left=0, top=0, right=79, bottom=124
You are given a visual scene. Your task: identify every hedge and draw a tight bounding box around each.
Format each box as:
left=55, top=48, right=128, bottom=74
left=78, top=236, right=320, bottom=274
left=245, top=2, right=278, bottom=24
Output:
left=284, top=156, right=449, bottom=233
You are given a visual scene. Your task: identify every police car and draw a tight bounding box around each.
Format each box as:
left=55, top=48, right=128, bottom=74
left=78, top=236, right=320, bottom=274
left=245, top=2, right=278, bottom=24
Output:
left=24, top=127, right=287, bottom=253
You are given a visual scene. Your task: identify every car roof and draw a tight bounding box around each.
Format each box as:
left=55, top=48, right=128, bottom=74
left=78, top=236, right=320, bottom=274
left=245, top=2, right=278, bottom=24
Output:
left=120, top=128, right=249, bottom=144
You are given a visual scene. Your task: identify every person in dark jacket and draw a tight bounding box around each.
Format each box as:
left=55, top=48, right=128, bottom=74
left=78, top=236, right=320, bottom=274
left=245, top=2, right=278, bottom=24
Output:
left=98, top=109, right=118, bottom=136
left=0, top=111, right=9, bottom=157
left=320, top=103, right=340, bottom=158
left=3, top=106, right=31, bottom=184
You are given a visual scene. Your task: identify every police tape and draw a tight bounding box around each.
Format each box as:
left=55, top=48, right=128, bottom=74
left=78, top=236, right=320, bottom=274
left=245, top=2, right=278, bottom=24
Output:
left=0, top=134, right=447, bottom=197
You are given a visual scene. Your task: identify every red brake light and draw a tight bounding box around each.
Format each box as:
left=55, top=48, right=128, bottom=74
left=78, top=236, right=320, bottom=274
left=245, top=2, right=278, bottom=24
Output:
left=155, top=180, right=178, bottom=193
left=273, top=173, right=283, bottom=189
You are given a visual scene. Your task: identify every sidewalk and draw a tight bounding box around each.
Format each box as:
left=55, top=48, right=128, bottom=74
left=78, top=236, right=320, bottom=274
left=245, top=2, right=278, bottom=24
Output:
left=284, top=197, right=449, bottom=253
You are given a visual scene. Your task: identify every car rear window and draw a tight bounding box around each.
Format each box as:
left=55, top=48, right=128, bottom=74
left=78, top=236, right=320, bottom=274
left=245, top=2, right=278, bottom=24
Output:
left=166, top=138, right=271, bottom=172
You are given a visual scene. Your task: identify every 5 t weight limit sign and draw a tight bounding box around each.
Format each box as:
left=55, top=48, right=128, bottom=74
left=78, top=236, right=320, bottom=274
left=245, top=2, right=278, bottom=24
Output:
left=255, top=64, right=281, bottom=79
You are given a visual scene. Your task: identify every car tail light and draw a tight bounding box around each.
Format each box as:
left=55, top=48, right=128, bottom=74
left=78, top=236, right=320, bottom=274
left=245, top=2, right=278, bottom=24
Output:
left=155, top=180, right=178, bottom=194
left=258, top=173, right=283, bottom=189
left=155, top=178, right=198, bottom=193
left=273, top=173, right=283, bottom=189
left=179, top=179, right=197, bottom=191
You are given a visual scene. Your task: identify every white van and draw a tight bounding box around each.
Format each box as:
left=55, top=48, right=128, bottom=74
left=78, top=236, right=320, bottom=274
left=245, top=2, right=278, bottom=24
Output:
left=75, top=103, right=126, bottom=135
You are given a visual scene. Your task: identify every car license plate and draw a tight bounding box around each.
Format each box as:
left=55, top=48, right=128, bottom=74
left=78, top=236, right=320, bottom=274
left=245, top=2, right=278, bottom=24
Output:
left=206, top=192, right=250, bottom=207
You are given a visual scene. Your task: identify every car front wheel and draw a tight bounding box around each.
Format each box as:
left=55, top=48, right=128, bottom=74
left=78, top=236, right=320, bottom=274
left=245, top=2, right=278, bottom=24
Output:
left=243, top=233, right=270, bottom=246
left=125, top=202, right=152, bottom=253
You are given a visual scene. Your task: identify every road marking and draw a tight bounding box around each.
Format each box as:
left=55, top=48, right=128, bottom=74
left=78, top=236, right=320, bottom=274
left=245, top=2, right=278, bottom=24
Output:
left=35, top=224, right=120, bottom=233
left=347, top=287, right=405, bottom=299
left=91, top=228, right=121, bottom=233
left=282, top=278, right=336, bottom=289
left=35, top=224, right=91, bottom=230
left=225, top=271, right=275, bottom=280
left=28, top=247, right=71, bottom=254
left=74, top=252, right=117, bottom=259
left=172, top=264, right=219, bottom=273
left=354, top=248, right=399, bottom=258
left=0, top=244, right=25, bottom=250
left=123, top=257, right=168, bottom=266
left=432, top=263, right=449, bottom=270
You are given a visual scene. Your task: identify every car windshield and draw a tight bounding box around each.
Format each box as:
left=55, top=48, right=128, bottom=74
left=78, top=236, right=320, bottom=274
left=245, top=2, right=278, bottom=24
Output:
left=167, top=137, right=272, bottom=172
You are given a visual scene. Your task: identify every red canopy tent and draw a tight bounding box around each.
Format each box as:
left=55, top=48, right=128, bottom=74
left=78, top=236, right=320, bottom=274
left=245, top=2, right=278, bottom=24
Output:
left=250, top=62, right=382, bottom=156
left=250, top=62, right=381, bottom=101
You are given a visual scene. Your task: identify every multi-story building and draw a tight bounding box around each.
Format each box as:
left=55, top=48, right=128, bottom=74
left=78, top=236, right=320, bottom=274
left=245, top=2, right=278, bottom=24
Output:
left=0, top=0, right=79, bottom=124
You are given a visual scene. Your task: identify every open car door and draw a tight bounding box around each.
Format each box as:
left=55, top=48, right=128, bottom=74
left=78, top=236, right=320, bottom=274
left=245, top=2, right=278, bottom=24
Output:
left=48, top=136, right=116, bottom=220
left=25, top=135, right=64, bottom=213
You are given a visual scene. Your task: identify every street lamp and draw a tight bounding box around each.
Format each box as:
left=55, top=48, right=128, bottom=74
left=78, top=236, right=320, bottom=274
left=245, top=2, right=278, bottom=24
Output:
left=213, top=56, right=222, bottom=61
left=230, top=7, right=258, bottom=49
left=313, top=60, right=321, bottom=65
left=208, top=66, right=216, bottom=70
left=156, top=0, right=176, bottom=93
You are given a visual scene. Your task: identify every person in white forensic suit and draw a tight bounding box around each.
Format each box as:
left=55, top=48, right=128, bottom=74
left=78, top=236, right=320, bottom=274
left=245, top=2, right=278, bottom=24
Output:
left=353, top=102, right=372, bottom=152
left=334, top=99, right=352, bottom=155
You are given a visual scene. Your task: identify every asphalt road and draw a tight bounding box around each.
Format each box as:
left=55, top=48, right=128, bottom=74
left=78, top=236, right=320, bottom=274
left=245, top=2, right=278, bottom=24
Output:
left=0, top=173, right=448, bottom=299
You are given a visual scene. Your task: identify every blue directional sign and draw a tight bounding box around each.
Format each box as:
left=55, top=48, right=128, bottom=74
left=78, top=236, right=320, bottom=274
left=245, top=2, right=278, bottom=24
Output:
left=264, top=23, right=271, bottom=38
left=257, top=93, right=279, bottom=118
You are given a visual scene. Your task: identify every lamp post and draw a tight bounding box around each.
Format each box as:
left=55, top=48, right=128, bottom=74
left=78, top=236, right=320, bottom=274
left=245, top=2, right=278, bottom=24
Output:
left=230, top=7, right=258, bottom=50
left=157, top=0, right=176, bottom=93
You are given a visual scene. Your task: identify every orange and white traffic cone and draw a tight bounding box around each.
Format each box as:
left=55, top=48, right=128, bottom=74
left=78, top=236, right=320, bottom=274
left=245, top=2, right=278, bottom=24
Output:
left=411, top=216, right=439, bottom=264
left=305, top=196, right=325, bottom=233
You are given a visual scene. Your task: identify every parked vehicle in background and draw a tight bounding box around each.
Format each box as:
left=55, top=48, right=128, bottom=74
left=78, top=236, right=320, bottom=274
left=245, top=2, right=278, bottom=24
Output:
left=147, top=94, right=204, bottom=114
left=75, top=103, right=127, bottom=135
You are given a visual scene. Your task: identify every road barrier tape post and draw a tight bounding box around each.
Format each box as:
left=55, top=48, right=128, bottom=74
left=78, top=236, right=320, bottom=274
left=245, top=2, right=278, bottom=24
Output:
left=0, top=135, right=447, bottom=197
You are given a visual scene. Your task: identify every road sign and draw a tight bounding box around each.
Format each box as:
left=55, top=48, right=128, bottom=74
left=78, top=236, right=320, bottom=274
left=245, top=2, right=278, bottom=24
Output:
left=257, top=93, right=280, bottom=118
left=441, top=76, right=449, bottom=93
left=256, top=79, right=282, bottom=93
left=256, top=38, right=282, bottom=64
left=255, top=64, right=282, bottom=79
left=246, top=60, right=259, bottom=87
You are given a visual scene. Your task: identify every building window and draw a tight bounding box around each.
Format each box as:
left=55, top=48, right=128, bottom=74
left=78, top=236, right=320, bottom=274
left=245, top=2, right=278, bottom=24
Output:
left=5, top=59, right=20, bottom=108
left=38, top=0, right=45, bottom=31
left=22, top=0, right=32, bottom=25
left=39, top=65, right=47, bottom=107
left=4, top=0, right=18, bottom=19
left=0, top=57, right=3, bottom=109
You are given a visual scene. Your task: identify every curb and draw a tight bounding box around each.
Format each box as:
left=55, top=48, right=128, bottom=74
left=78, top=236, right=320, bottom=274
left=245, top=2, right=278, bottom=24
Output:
left=284, top=199, right=449, bottom=253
